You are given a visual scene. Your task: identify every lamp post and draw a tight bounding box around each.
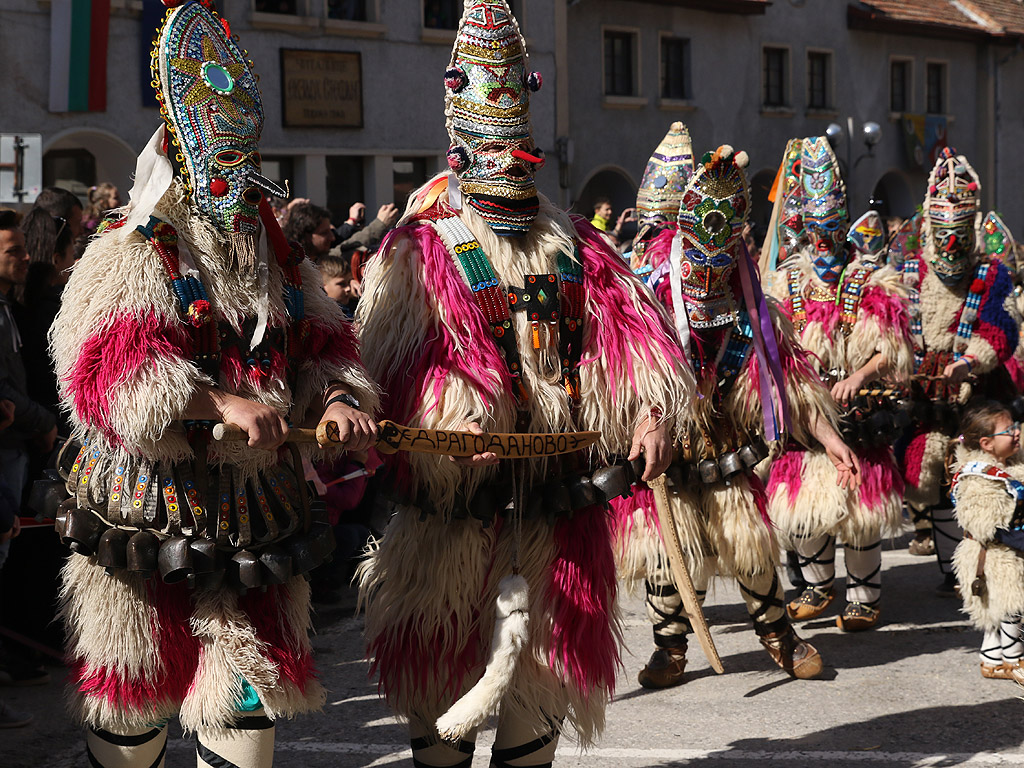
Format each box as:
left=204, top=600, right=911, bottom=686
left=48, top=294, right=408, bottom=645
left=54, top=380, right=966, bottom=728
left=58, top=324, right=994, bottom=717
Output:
left=825, top=118, right=882, bottom=214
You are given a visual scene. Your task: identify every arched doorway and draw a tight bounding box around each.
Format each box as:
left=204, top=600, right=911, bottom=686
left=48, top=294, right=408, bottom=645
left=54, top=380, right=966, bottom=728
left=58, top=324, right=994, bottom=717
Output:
left=42, top=128, right=137, bottom=203
left=871, top=169, right=918, bottom=220
left=574, top=165, right=637, bottom=221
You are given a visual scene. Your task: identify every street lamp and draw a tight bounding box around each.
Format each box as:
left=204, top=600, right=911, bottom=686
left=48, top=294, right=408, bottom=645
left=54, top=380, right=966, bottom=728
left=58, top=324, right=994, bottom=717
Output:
left=826, top=118, right=882, bottom=211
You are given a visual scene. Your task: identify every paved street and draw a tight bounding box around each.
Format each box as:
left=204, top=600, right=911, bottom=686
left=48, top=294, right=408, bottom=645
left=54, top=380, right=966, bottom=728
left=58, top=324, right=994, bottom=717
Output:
left=8, top=534, right=1024, bottom=767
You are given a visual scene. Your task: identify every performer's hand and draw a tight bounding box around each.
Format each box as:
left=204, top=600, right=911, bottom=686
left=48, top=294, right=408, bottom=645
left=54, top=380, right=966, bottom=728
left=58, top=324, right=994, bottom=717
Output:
left=629, top=415, right=672, bottom=482
left=824, top=437, right=861, bottom=490
left=450, top=421, right=499, bottom=467
left=942, top=358, right=971, bottom=387
left=218, top=396, right=289, bottom=450
left=830, top=372, right=865, bottom=406
left=320, top=402, right=377, bottom=452
left=0, top=399, right=14, bottom=431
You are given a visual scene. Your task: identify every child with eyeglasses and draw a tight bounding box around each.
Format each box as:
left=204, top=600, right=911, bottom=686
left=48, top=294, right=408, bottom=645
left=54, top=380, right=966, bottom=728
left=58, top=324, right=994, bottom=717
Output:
left=949, top=400, right=1024, bottom=680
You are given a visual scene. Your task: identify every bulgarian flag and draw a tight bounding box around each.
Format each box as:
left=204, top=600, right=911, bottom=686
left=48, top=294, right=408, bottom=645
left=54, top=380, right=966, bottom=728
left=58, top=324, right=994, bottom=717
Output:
left=48, top=0, right=111, bottom=112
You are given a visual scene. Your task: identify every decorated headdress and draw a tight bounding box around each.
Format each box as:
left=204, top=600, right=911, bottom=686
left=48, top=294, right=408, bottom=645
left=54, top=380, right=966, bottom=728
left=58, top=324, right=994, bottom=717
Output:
left=982, top=211, right=1017, bottom=269
left=444, top=0, right=542, bottom=236
left=924, top=147, right=981, bottom=284
left=151, top=0, right=279, bottom=247
left=631, top=122, right=695, bottom=272
left=762, top=138, right=805, bottom=272
left=846, top=211, right=886, bottom=264
left=799, top=136, right=849, bottom=282
left=669, top=145, right=790, bottom=442
left=672, top=145, right=750, bottom=329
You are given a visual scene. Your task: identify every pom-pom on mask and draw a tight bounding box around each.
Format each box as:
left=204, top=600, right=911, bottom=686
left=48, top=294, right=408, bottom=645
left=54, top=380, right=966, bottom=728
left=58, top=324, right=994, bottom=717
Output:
left=925, top=147, right=981, bottom=286
left=445, top=0, right=539, bottom=236
left=799, top=136, right=849, bottom=283
left=673, top=145, right=750, bottom=328
left=154, top=0, right=265, bottom=238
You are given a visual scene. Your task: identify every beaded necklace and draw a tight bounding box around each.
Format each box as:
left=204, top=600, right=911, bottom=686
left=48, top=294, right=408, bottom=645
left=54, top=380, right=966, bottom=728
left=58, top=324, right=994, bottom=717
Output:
left=429, top=211, right=586, bottom=407
left=787, top=264, right=877, bottom=338
left=717, top=309, right=754, bottom=397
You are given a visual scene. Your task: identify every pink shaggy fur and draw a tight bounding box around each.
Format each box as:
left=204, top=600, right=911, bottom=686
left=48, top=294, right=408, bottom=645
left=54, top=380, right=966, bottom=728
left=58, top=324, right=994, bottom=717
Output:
left=65, top=312, right=194, bottom=446
left=860, top=283, right=911, bottom=336
left=768, top=445, right=903, bottom=511
left=901, top=428, right=929, bottom=490
left=239, top=585, right=316, bottom=694
left=546, top=505, right=619, bottom=698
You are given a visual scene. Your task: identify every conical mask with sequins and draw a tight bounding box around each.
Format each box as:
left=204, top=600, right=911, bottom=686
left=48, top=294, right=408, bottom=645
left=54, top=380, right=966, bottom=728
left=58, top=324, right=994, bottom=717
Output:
left=847, top=211, right=886, bottom=264
left=800, top=136, right=849, bottom=282
left=674, top=145, right=750, bottom=328
left=444, top=0, right=542, bottom=236
left=154, top=0, right=266, bottom=236
left=925, top=147, right=981, bottom=285
left=632, top=122, right=695, bottom=271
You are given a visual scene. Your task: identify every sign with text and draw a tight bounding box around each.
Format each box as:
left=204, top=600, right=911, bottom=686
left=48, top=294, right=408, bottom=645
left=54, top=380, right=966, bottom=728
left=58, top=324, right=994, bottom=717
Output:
left=280, top=49, right=363, bottom=128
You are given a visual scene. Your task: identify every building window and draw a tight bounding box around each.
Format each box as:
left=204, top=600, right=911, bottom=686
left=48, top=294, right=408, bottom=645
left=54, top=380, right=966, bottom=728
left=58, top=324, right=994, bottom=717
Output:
left=660, top=37, right=690, bottom=100
left=927, top=62, right=946, bottom=114
left=604, top=30, right=638, bottom=97
left=424, top=0, right=460, bottom=29
left=327, top=0, right=366, bottom=20
left=890, top=59, right=910, bottom=112
left=763, top=46, right=788, bottom=107
left=807, top=50, right=831, bottom=109
left=254, top=0, right=297, bottom=13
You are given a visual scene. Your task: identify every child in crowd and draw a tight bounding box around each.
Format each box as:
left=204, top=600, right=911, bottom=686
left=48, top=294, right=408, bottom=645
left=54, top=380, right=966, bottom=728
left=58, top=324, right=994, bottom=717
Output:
left=950, top=400, right=1024, bottom=679
left=320, top=253, right=357, bottom=318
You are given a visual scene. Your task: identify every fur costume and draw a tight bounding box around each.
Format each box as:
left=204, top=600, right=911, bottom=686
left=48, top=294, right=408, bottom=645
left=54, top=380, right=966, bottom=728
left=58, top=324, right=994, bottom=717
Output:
left=356, top=187, right=691, bottom=746
left=50, top=1, right=378, bottom=741
left=764, top=252, right=912, bottom=545
left=951, top=448, right=1024, bottom=632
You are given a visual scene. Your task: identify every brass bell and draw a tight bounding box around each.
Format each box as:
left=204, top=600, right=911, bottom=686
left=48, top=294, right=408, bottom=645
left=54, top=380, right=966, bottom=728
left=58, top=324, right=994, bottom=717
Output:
left=718, top=451, right=744, bottom=480
left=230, top=550, right=262, bottom=590
left=62, top=508, right=104, bottom=556
left=469, top=483, right=498, bottom=527
left=749, top=437, right=770, bottom=464
left=628, top=456, right=647, bottom=484
left=665, top=463, right=685, bottom=489
left=96, top=528, right=133, bottom=570
left=285, top=534, right=317, bottom=576
left=567, top=475, right=600, bottom=510
left=737, top=444, right=761, bottom=469
left=158, top=535, right=194, bottom=584
left=260, top=545, right=293, bottom=585
left=591, top=464, right=629, bottom=501
left=193, top=571, right=225, bottom=591
left=308, top=522, right=336, bottom=565
left=189, top=538, right=218, bottom=574
left=698, top=458, right=721, bottom=484
left=892, top=402, right=912, bottom=430
left=28, top=468, right=68, bottom=520
left=126, top=530, right=160, bottom=575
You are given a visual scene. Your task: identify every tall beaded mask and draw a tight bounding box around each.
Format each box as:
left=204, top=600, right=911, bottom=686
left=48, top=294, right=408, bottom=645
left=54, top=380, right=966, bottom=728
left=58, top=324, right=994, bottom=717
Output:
left=631, top=122, right=695, bottom=271
left=800, top=136, right=849, bottom=283
left=674, top=145, right=750, bottom=328
left=444, top=0, right=542, bottom=237
left=924, top=147, right=981, bottom=286
left=153, top=0, right=264, bottom=240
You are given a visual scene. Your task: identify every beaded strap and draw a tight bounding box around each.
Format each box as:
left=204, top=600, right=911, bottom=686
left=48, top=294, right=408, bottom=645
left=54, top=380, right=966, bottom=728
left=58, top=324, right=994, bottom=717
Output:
left=905, top=258, right=989, bottom=372
left=837, top=264, right=878, bottom=337
left=718, top=309, right=754, bottom=396
left=787, top=268, right=806, bottom=333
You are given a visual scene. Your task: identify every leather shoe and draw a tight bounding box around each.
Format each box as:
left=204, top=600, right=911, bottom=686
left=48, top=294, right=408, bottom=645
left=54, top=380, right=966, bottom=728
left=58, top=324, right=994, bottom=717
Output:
left=637, top=646, right=687, bottom=689
left=758, top=626, right=823, bottom=679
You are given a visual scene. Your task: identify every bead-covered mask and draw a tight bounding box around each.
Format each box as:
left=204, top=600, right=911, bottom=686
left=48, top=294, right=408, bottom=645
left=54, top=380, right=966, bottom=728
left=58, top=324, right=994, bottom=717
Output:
left=673, top=145, right=750, bottom=328
left=846, top=211, right=886, bottom=264
left=631, top=122, right=695, bottom=271
left=445, top=0, right=541, bottom=236
left=154, top=1, right=265, bottom=238
left=925, top=147, right=980, bottom=286
left=800, top=137, right=849, bottom=283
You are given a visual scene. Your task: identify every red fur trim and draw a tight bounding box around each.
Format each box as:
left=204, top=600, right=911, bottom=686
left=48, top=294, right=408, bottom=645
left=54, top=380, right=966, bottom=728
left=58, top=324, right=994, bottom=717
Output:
left=65, top=312, right=194, bottom=446
left=768, top=450, right=804, bottom=506
left=546, top=505, right=619, bottom=698
left=239, top=585, right=316, bottom=694
left=859, top=283, right=911, bottom=336
left=900, top=427, right=929, bottom=490
left=857, top=446, right=905, bottom=510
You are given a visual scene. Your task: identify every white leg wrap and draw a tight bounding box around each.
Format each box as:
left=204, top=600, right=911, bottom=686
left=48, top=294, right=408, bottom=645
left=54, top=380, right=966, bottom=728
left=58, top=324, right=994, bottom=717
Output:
left=1002, top=617, right=1024, bottom=663
left=87, top=724, right=168, bottom=768
left=931, top=507, right=962, bottom=575
left=843, top=539, right=882, bottom=605
left=793, top=534, right=836, bottom=591
left=491, top=708, right=562, bottom=768
left=644, top=555, right=708, bottom=648
left=195, top=711, right=275, bottom=768
left=981, top=628, right=1003, bottom=666
left=409, top=718, right=476, bottom=768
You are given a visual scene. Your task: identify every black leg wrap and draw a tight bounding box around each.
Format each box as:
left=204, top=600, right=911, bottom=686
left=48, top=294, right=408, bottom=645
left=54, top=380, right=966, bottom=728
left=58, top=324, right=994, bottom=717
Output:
left=87, top=728, right=166, bottom=768
left=843, top=541, right=881, bottom=598
left=410, top=736, right=475, bottom=768
left=793, top=535, right=835, bottom=589
left=196, top=741, right=241, bottom=768
left=740, top=571, right=785, bottom=627
left=88, top=742, right=166, bottom=768
left=413, top=758, right=473, bottom=768
left=491, top=730, right=557, bottom=768
left=645, top=580, right=699, bottom=647
left=225, top=715, right=275, bottom=731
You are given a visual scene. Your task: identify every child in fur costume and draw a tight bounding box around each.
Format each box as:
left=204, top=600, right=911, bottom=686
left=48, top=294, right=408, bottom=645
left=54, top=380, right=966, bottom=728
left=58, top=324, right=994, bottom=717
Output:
left=950, top=401, right=1024, bottom=680
left=617, top=134, right=859, bottom=689
left=764, top=138, right=913, bottom=633
left=49, top=3, right=379, bottom=766
left=356, top=4, right=692, bottom=765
